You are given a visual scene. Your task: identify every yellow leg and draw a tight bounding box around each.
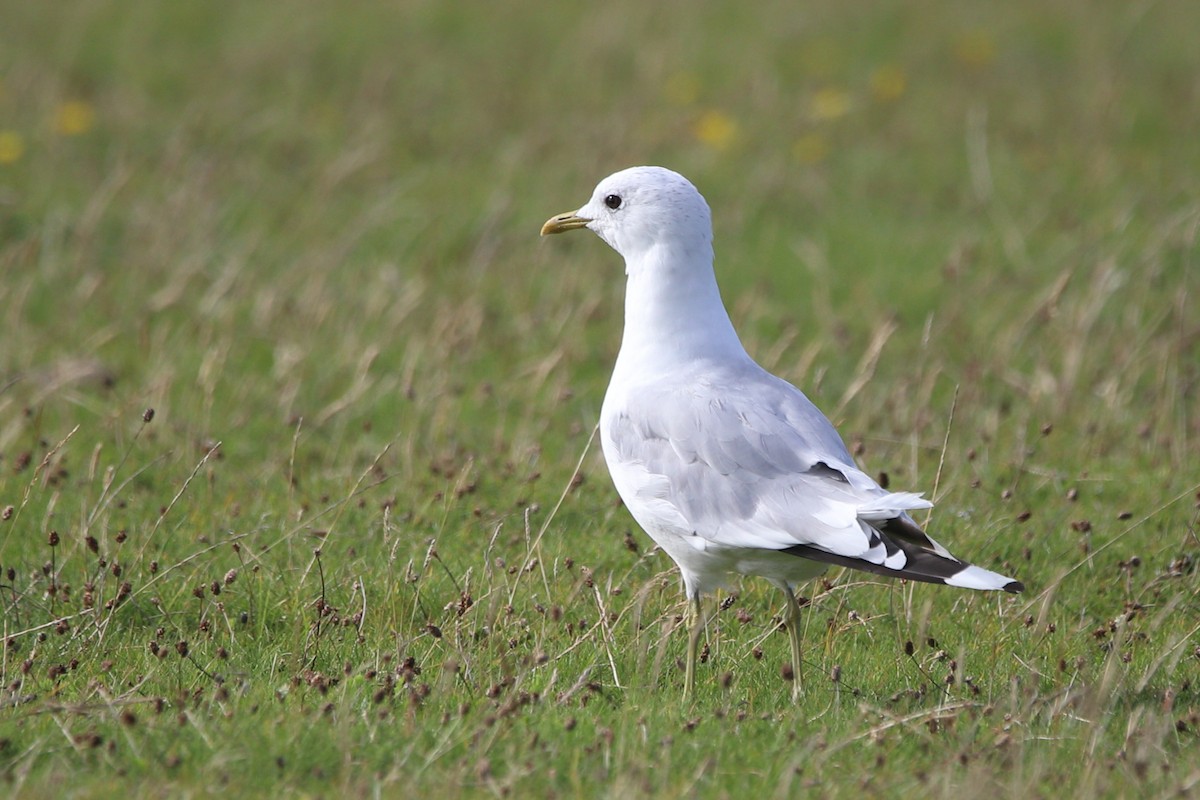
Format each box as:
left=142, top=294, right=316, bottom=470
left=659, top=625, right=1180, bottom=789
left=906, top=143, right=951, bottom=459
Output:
left=684, top=593, right=703, bottom=699
left=783, top=586, right=804, bottom=701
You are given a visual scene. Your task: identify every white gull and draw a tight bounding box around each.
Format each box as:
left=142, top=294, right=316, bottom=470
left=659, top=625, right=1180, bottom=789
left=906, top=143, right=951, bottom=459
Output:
left=542, top=166, right=1022, bottom=698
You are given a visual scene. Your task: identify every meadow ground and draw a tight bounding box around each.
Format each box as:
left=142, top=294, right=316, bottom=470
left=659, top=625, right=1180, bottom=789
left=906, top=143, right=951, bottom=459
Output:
left=1, top=1, right=1197, bottom=797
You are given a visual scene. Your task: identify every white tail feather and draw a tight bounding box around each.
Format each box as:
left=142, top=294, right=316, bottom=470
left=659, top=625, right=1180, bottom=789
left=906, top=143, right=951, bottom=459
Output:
left=944, top=564, right=1016, bottom=591
left=857, top=491, right=933, bottom=521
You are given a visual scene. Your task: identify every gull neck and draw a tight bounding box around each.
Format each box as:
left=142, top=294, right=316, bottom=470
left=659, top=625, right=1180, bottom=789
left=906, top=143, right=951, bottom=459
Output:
left=616, top=241, right=747, bottom=371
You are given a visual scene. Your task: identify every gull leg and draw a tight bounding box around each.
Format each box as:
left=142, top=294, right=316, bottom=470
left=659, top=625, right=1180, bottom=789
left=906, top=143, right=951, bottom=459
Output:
left=782, top=585, right=804, bottom=701
left=684, top=592, right=703, bottom=698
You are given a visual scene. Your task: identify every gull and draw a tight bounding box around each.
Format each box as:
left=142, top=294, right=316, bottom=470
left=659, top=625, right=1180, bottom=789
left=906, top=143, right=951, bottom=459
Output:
left=541, top=166, right=1023, bottom=698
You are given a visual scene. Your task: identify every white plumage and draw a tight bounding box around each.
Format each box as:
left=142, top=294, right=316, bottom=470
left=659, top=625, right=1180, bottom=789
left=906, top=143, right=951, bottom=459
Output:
left=542, top=166, right=1022, bottom=697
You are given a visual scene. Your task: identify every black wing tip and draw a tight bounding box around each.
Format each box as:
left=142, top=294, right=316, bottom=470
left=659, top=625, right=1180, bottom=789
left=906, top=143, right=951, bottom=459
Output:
left=1003, top=579, right=1025, bottom=594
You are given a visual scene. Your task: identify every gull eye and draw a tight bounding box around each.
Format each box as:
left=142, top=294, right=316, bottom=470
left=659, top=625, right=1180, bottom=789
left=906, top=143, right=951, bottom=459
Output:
left=604, top=194, right=622, bottom=210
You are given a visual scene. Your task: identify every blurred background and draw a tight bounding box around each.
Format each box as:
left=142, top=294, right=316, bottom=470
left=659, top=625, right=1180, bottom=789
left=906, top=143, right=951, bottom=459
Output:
left=2, top=0, right=1197, bottom=603
left=2, top=1, right=1195, bottom=457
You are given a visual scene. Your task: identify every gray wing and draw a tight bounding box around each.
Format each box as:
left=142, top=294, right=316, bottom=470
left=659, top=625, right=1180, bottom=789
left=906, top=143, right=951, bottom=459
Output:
left=603, top=362, right=933, bottom=561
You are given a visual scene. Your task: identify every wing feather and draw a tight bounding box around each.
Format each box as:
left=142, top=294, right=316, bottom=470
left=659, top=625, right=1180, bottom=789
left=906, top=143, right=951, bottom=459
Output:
left=601, top=361, right=1022, bottom=592
left=603, top=364, right=905, bottom=556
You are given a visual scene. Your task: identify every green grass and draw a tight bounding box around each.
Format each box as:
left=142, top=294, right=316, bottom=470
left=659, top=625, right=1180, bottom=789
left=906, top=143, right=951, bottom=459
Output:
left=1, top=0, right=1198, bottom=796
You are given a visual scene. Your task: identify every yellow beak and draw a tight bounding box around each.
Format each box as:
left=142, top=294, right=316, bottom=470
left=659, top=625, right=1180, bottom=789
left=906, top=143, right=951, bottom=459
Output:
left=540, top=212, right=591, bottom=236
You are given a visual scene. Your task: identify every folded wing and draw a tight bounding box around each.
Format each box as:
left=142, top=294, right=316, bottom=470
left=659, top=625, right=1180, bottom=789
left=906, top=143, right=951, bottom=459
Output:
left=603, top=365, right=1022, bottom=593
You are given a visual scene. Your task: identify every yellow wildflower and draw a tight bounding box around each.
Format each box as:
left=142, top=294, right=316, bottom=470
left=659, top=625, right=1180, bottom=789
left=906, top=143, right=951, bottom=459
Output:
left=53, top=100, right=96, bottom=136
left=954, top=30, right=996, bottom=68
left=0, top=131, right=24, bottom=164
left=792, top=133, right=829, bottom=165
left=811, top=88, right=851, bottom=122
left=693, top=110, right=738, bottom=151
left=869, top=65, right=907, bottom=102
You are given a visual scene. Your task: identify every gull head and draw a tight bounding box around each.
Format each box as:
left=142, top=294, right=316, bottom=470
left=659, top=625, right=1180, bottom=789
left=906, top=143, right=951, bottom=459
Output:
left=541, top=166, right=713, bottom=265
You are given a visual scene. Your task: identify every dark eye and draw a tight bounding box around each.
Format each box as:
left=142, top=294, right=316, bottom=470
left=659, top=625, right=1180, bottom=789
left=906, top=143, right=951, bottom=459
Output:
left=604, top=194, right=622, bottom=210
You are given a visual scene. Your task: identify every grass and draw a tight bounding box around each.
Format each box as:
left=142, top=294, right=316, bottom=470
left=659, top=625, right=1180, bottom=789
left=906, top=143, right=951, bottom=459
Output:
left=1, top=0, right=1198, bottom=796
